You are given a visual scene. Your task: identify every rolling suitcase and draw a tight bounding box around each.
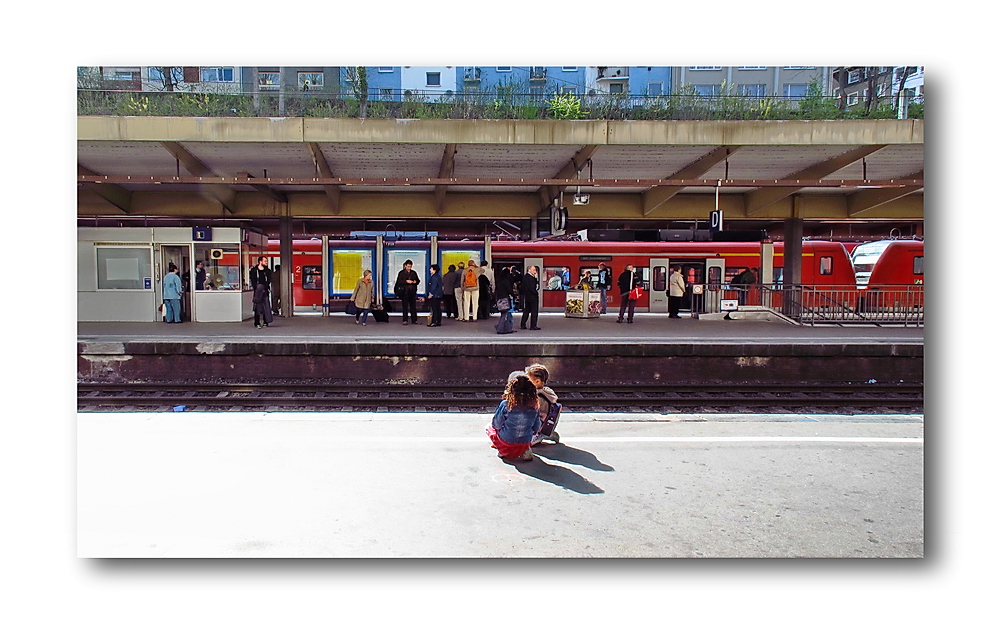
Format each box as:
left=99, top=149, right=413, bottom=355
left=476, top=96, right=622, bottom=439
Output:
left=371, top=308, right=390, bottom=323
left=494, top=315, right=514, bottom=334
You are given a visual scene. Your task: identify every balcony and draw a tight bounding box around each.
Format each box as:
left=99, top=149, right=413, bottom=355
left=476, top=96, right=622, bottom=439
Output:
left=463, top=67, right=482, bottom=83
left=529, top=67, right=547, bottom=81
left=596, top=66, right=629, bottom=80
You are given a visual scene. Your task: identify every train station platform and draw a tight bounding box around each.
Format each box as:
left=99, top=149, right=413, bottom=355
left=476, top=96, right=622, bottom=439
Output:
left=78, top=312, right=924, bottom=387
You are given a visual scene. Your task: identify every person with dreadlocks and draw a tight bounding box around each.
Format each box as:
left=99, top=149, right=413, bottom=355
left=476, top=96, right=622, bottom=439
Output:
left=487, top=372, right=542, bottom=461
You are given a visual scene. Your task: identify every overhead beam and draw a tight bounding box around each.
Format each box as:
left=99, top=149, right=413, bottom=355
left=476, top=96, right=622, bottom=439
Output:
left=78, top=165, right=132, bottom=213
left=235, top=172, right=288, bottom=203
left=306, top=142, right=341, bottom=214
left=642, top=145, right=740, bottom=216
left=744, top=145, right=887, bottom=216
left=159, top=141, right=237, bottom=213
left=435, top=144, right=457, bottom=215
left=848, top=170, right=924, bottom=216
left=538, top=145, right=600, bottom=210
left=78, top=174, right=924, bottom=189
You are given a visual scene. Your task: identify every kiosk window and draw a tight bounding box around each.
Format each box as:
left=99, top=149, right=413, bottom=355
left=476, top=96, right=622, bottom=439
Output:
left=97, top=247, right=151, bottom=290
left=196, top=244, right=241, bottom=290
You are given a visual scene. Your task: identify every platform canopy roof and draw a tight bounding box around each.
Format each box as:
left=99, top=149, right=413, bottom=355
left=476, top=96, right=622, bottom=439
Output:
left=78, top=117, right=923, bottom=226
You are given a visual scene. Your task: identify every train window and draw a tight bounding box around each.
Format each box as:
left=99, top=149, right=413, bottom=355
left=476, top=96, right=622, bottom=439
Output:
left=301, top=266, right=322, bottom=290
left=543, top=266, right=570, bottom=290
left=914, top=256, right=923, bottom=275
left=708, top=266, right=721, bottom=286
left=773, top=267, right=783, bottom=284
left=96, top=247, right=152, bottom=290
left=819, top=256, right=833, bottom=275
left=653, top=266, right=666, bottom=291
left=726, top=267, right=748, bottom=285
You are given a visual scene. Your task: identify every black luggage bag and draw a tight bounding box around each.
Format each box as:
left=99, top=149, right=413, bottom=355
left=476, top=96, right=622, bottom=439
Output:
left=371, top=308, right=390, bottom=323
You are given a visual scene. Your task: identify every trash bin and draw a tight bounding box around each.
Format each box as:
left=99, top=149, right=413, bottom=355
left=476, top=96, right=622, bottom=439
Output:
left=565, top=288, right=601, bottom=318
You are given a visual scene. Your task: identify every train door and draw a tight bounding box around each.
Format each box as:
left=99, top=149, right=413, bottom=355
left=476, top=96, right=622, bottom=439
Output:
left=648, top=258, right=670, bottom=313
left=160, top=244, right=190, bottom=321
left=704, top=258, right=725, bottom=312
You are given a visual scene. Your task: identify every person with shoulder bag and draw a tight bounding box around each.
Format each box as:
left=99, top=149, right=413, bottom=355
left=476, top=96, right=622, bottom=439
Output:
left=350, top=269, right=375, bottom=326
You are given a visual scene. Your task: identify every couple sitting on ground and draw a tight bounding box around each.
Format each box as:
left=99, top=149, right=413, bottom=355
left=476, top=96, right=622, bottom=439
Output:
left=486, top=364, right=559, bottom=462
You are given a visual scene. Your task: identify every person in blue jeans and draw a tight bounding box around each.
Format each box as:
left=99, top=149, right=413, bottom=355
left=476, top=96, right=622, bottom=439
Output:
left=427, top=264, right=444, bottom=326
left=162, top=264, right=183, bottom=323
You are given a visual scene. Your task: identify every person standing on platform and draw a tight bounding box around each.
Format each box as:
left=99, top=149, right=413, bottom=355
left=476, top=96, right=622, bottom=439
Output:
left=478, top=260, right=495, bottom=320
left=350, top=269, right=375, bottom=326
left=462, top=259, right=481, bottom=322
left=616, top=264, right=639, bottom=324
left=597, top=262, right=612, bottom=313
left=493, top=267, right=516, bottom=334
left=520, top=265, right=541, bottom=331
left=162, top=264, right=183, bottom=323
left=442, top=264, right=459, bottom=319
left=394, top=259, right=420, bottom=325
left=454, top=261, right=467, bottom=321
left=194, top=260, right=206, bottom=291
left=487, top=373, right=542, bottom=462
left=249, top=256, right=274, bottom=328
left=427, top=264, right=443, bottom=327
left=668, top=265, right=685, bottom=319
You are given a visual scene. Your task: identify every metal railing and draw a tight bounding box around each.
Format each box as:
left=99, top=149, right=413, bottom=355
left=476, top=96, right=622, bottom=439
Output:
left=697, top=284, right=923, bottom=327
left=76, top=88, right=921, bottom=121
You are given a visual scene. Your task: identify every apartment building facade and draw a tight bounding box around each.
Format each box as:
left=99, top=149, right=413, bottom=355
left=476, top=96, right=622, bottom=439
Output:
left=674, top=66, right=832, bottom=98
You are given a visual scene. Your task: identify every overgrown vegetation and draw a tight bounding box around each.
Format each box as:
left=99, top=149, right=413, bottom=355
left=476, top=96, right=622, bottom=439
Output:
left=77, top=76, right=921, bottom=121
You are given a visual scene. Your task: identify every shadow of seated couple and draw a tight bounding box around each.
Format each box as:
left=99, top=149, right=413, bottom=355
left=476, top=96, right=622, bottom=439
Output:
left=502, top=443, right=613, bottom=495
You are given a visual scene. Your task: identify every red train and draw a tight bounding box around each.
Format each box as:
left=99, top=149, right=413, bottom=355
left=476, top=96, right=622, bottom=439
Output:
left=490, top=239, right=856, bottom=312
left=266, top=237, right=923, bottom=317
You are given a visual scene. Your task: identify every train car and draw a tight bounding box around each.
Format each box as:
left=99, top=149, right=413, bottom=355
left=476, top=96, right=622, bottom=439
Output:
left=265, top=239, right=325, bottom=312
left=855, top=240, right=924, bottom=314
left=491, top=240, right=855, bottom=314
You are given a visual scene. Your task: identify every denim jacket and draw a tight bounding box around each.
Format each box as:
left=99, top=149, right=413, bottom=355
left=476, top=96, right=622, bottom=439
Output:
left=491, top=399, right=542, bottom=444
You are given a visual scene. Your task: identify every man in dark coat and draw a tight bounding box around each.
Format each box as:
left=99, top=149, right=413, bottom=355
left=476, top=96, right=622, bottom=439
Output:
left=617, top=264, right=640, bottom=324
left=519, top=265, right=541, bottom=331
left=249, top=256, right=274, bottom=328
left=394, top=259, right=420, bottom=325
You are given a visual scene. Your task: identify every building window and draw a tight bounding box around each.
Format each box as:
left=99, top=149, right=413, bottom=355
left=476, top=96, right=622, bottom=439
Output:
left=693, top=84, right=720, bottom=97
left=529, top=86, right=544, bottom=98
left=738, top=66, right=766, bottom=71
left=426, top=72, right=441, bottom=87
left=112, top=70, right=138, bottom=81
left=200, top=67, right=234, bottom=83
left=148, top=67, right=183, bottom=85
left=782, top=66, right=815, bottom=70
left=562, top=67, right=578, bottom=71
left=560, top=87, right=577, bottom=95
left=689, top=66, right=722, bottom=71
left=783, top=83, right=808, bottom=99
left=379, top=87, right=393, bottom=100
left=609, top=83, right=624, bottom=94
left=497, top=66, right=512, bottom=72
left=377, top=67, right=393, bottom=73
left=739, top=84, right=767, bottom=97
left=848, top=69, right=862, bottom=84
left=298, top=72, right=323, bottom=90
left=647, top=82, right=663, bottom=96
left=258, top=72, right=280, bottom=90
left=847, top=92, right=860, bottom=106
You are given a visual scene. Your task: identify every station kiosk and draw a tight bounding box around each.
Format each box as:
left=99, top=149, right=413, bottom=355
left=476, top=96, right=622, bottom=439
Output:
left=78, top=227, right=267, bottom=322
left=564, top=288, right=601, bottom=318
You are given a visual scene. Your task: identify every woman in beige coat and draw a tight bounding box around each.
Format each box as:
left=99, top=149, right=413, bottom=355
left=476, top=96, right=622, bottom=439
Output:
left=350, top=269, right=375, bottom=325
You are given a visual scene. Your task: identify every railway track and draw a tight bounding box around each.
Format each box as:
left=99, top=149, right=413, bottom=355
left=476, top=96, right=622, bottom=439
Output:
left=78, top=381, right=924, bottom=414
